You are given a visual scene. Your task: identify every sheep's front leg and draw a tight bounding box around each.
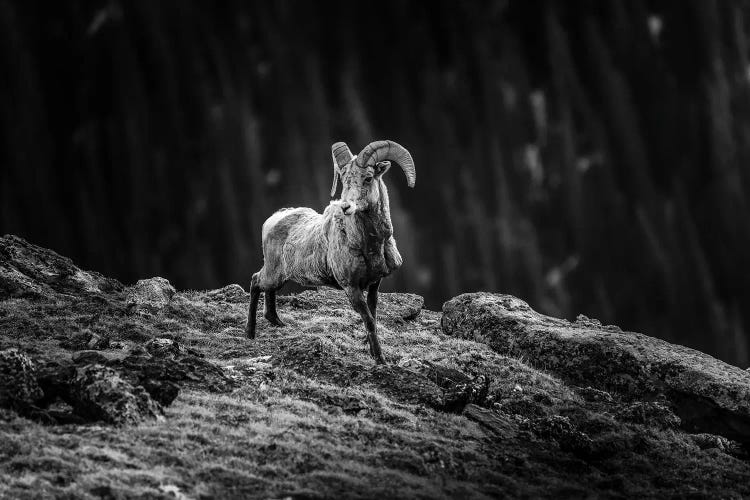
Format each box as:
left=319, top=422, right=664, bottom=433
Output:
left=384, top=236, right=403, bottom=272
left=367, top=279, right=381, bottom=319
left=346, top=286, right=387, bottom=365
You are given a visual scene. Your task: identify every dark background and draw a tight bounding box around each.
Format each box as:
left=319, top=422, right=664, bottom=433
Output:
left=2, top=0, right=750, bottom=366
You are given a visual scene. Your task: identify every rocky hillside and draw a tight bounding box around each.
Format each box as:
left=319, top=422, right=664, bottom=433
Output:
left=1, top=234, right=750, bottom=499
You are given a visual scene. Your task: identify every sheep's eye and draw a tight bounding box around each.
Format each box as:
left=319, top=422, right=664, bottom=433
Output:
left=364, top=177, right=373, bottom=183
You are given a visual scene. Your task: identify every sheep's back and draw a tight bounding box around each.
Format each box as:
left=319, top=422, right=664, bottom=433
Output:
left=262, top=207, right=318, bottom=243
left=262, top=207, right=330, bottom=286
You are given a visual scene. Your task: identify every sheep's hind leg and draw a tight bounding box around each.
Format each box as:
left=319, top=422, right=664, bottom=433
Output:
left=264, top=289, right=285, bottom=327
left=346, top=286, right=386, bottom=365
left=246, top=272, right=261, bottom=339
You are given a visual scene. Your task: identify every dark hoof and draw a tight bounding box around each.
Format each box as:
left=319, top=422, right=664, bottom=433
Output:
left=368, top=344, right=387, bottom=364
left=246, top=324, right=255, bottom=339
left=265, top=314, right=285, bottom=327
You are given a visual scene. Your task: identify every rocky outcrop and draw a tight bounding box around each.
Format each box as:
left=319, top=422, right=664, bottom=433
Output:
left=69, top=364, right=162, bottom=425
left=114, top=338, right=235, bottom=397
left=442, top=293, right=750, bottom=444
left=0, top=234, right=123, bottom=299
left=0, top=337, right=233, bottom=425
left=126, top=277, right=176, bottom=312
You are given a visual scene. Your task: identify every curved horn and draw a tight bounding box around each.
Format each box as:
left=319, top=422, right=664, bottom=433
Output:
left=356, top=140, right=416, bottom=187
left=330, top=142, right=354, bottom=197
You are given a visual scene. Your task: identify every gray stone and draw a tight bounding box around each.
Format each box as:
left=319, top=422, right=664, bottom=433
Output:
left=69, top=364, right=162, bottom=425
left=115, top=338, right=234, bottom=396
left=126, top=277, right=175, bottom=309
left=442, top=292, right=750, bottom=444
left=0, top=234, right=123, bottom=299
left=205, top=284, right=248, bottom=303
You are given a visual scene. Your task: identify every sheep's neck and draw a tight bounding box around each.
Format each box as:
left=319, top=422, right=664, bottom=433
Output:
left=351, top=180, right=392, bottom=252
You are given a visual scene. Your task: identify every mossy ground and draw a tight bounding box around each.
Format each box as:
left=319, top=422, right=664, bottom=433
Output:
left=1, top=286, right=749, bottom=499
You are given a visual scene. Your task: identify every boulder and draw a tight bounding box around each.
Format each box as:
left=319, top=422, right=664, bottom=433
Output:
left=0, top=234, right=123, bottom=299
left=112, top=338, right=234, bottom=398
left=69, top=364, right=162, bottom=425
left=126, top=277, right=175, bottom=310
left=205, top=284, right=248, bottom=303
left=8, top=339, right=225, bottom=423
left=442, top=293, right=750, bottom=444
left=378, top=292, right=424, bottom=321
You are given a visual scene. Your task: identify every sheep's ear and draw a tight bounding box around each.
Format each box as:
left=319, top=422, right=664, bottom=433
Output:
left=374, top=161, right=391, bottom=177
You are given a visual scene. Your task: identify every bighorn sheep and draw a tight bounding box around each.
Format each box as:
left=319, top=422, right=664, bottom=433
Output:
left=245, top=140, right=416, bottom=364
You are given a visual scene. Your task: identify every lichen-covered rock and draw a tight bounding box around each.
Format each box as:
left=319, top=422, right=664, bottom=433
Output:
left=113, top=338, right=234, bottom=398
left=0, top=234, right=123, bottom=299
left=69, top=364, right=162, bottom=425
left=126, top=277, right=175, bottom=310
left=205, top=284, right=248, bottom=304
left=0, top=349, right=43, bottom=408
left=442, top=292, right=750, bottom=444
left=33, top=345, right=189, bottom=415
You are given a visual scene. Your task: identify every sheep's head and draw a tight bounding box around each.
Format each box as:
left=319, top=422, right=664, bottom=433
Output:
left=330, top=140, right=416, bottom=215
